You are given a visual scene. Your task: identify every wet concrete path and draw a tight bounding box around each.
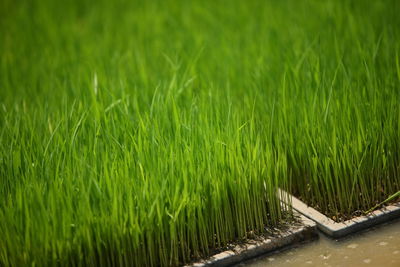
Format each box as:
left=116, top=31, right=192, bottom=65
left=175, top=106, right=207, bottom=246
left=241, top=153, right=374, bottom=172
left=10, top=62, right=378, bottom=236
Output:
left=238, top=218, right=400, bottom=267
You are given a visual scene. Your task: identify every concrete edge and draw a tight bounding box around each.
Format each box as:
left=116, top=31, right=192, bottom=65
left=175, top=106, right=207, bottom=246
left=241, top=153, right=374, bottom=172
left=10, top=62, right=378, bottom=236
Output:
left=279, top=189, right=400, bottom=238
left=186, top=213, right=317, bottom=267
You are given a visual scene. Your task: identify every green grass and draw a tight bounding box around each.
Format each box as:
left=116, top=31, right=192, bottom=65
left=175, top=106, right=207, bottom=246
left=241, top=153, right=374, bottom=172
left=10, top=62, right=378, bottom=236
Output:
left=1, top=0, right=399, bottom=266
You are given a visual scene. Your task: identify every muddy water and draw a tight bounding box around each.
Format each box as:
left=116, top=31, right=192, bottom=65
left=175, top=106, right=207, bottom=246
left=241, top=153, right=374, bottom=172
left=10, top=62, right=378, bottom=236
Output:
left=239, top=219, right=400, bottom=267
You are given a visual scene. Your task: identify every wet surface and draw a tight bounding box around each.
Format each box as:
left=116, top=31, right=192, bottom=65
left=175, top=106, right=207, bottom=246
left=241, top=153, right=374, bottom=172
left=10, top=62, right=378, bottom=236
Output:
left=239, top=219, right=400, bottom=267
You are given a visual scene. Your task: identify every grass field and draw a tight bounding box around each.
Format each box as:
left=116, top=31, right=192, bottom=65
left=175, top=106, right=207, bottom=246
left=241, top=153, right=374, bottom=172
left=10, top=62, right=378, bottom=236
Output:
left=1, top=0, right=399, bottom=266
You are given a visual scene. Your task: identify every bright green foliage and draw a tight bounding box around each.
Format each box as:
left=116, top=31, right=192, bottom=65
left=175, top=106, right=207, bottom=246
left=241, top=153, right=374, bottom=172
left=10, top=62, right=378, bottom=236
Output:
left=0, top=0, right=399, bottom=266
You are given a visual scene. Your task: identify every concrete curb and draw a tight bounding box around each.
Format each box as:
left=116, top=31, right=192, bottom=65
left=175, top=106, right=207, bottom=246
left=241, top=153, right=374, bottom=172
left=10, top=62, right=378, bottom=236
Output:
left=280, top=190, right=400, bottom=238
left=187, top=213, right=317, bottom=267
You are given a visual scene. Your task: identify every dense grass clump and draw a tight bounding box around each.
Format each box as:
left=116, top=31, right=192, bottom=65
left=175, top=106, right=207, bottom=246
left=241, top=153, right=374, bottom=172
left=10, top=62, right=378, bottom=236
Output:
left=1, top=0, right=399, bottom=266
left=0, top=85, right=287, bottom=266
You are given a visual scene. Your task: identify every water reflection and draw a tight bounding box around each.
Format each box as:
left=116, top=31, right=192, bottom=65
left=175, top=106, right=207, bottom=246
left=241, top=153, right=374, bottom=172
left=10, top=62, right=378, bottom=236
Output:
left=240, top=219, right=400, bottom=267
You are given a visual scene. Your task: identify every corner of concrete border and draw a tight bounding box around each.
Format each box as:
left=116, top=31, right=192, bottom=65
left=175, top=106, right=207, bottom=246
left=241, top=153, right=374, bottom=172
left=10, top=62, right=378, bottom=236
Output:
left=279, top=189, right=400, bottom=238
left=186, top=213, right=317, bottom=267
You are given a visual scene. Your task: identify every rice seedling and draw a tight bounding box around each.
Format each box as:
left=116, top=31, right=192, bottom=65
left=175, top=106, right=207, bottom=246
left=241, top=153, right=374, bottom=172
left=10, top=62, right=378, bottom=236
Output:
left=1, top=0, right=399, bottom=266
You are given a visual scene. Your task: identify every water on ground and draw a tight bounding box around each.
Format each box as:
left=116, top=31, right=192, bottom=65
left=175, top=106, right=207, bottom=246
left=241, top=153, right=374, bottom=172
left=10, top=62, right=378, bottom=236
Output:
left=239, top=219, right=400, bottom=267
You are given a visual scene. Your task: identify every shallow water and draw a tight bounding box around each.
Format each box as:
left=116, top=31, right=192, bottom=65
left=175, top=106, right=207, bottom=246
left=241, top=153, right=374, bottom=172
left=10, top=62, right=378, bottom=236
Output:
left=239, top=219, right=400, bottom=267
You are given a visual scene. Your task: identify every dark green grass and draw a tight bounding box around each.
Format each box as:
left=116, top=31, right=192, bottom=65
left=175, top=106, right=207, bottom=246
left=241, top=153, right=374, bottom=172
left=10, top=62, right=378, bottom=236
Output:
left=1, top=0, right=399, bottom=266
